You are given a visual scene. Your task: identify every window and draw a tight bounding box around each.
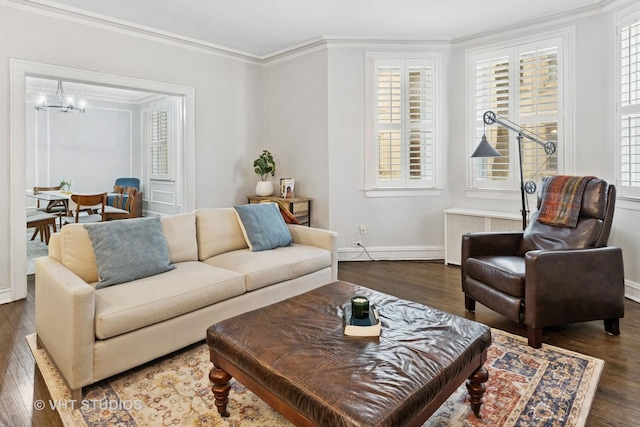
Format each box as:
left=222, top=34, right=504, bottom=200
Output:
left=469, top=36, right=566, bottom=192
left=149, top=106, right=169, bottom=177
left=618, top=9, right=640, bottom=197
left=366, top=54, right=440, bottom=194
left=147, top=97, right=181, bottom=181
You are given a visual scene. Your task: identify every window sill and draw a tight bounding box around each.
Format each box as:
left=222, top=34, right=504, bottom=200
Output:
left=364, top=188, right=442, bottom=198
left=616, top=196, right=640, bottom=211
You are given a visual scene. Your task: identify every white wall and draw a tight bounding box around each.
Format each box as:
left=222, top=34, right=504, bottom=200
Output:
left=263, top=50, right=330, bottom=229
left=326, top=44, right=452, bottom=259
left=26, top=99, right=138, bottom=200
left=0, top=4, right=264, bottom=301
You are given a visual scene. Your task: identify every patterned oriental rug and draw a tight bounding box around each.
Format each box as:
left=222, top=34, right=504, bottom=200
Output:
left=27, top=328, right=603, bottom=427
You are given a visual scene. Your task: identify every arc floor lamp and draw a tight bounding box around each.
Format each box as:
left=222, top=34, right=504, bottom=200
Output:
left=471, top=110, right=556, bottom=229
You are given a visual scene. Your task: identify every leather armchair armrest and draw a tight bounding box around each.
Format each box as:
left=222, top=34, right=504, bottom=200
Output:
left=524, top=246, right=625, bottom=328
left=462, top=232, right=523, bottom=259
left=461, top=232, right=523, bottom=279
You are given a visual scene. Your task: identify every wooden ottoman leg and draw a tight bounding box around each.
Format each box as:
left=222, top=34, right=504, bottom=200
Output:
left=466, top=365, right=489, bottom=418
left=209, top=362, right=232, bottom=417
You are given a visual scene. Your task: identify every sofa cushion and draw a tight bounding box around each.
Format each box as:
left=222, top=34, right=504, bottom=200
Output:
left=56, top=224, right=99, bottom=283
left=161, top=212, right=198, bottom=263
left=94, top=261, right=245, bottom=339
left=85, top=217, right=176, bottom=289
left=204, top=244, right=331, bottom=292
left=234, top=203, right=293, bottom=251
left=196, top=208, right=248, bottom=260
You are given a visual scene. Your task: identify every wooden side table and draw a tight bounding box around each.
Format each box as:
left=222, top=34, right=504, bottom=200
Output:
left=247, top=196, right=312, bottom=226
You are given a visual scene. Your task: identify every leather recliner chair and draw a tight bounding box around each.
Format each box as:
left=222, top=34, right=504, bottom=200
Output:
left=461, top=177, right=625, bottom=348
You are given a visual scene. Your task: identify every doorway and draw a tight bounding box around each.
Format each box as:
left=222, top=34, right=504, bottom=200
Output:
left=8, top=59, right=196, bottom=303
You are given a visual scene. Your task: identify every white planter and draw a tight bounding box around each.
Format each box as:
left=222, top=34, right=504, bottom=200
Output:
left=255, top=181, right=274, bottom=196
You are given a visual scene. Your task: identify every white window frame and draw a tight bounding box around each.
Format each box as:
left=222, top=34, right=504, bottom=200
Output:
left=615, top=6, right=640, bottom=200
left=365, top=52, right=442, bottom=197
left=466, top=30, right=574, bottom=198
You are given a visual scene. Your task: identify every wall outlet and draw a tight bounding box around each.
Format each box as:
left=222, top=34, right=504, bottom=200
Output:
left=352, top=240, right=362, bottom=247
left=359, top=224, right=367, bottom=235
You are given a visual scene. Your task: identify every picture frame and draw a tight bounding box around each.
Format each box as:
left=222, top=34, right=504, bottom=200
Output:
left=280, top=178, right=296, bottom=198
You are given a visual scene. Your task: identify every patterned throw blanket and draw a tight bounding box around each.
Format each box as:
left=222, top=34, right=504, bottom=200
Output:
left=537, top=175, right=594, bottom=228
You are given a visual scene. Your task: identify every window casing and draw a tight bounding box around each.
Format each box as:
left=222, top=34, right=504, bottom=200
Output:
left=617, top=8, right=640, bottom=198
left=366, top=54, right=440, bottom=194
left=469, top=36, right=565, bottom=192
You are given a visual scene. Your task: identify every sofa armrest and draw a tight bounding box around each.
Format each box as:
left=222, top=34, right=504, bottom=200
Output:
left=35, top=256, right=96, bottom=391
left=288, top=224, right=339, bottom=281
left=524, top=246, right=625, bottom=328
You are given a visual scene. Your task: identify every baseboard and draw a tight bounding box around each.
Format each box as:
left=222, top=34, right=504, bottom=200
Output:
left=338, top=245, right=444, bottom=262
left=626, top=280, right=640, bottom=303
left=0, top=288, right=11, bottom=305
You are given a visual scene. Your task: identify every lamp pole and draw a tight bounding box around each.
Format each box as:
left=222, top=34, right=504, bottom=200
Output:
left=481, top=111, right=556, bottom=230
left=516, top=133, right=527, bottom=229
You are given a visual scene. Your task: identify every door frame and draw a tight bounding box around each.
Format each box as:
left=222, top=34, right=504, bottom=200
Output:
left=7, top=59, right=196, bottom=303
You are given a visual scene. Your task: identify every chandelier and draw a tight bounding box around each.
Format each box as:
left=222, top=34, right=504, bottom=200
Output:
left=34, top=80, right=86, bottom=113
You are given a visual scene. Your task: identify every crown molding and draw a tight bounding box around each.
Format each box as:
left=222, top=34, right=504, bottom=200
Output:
left=3, top=0, right=623, bottom=65
left=2, top=0, right=262, bottom=63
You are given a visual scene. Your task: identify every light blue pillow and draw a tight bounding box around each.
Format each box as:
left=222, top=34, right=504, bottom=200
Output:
left=84, top=217, right=176, bottom=289
left=234, top=203, right=293, bottom=251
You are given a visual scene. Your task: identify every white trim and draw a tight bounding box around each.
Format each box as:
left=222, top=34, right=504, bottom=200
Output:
left=364, top=188, right=442, bottom=198
left=150, top=189, right=177, bottom=206
left=626, top=280, right=640, bottom=303
left=338, top=245, right=443, bottom=261
left=2, top=0, right=261, bottom=63
left=8, top=59, right=196, bottom=303
left=614, top=5, right=640, bottom=198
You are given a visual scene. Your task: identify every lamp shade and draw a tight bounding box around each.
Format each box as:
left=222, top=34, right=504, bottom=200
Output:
left=470, top=135, right=501, bottom=158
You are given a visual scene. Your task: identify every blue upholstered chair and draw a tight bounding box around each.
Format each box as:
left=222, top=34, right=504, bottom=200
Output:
left=107, top=178, right=140, bottom=207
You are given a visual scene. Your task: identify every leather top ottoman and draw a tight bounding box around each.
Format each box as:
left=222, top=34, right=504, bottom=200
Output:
left=207, top=281, right=491, bottom=426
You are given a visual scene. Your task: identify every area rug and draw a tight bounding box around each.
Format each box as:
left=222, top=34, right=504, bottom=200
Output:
left=27, top=329, right=603, bottom=427
left=27, top=229, right=49, bottom=275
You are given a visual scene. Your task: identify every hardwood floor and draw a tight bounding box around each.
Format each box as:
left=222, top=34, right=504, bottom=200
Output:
left=2, top=262, right=638, bottom=426
left=339, top=261, right=640, bottom=427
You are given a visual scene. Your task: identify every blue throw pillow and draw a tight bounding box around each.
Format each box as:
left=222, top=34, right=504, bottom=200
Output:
left=84, top=217, right=175, bottom=289
left=234, top=203, right=293, bottom=251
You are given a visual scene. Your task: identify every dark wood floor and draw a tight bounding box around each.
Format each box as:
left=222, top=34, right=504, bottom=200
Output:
left=2, top=261, right=638, bottom=426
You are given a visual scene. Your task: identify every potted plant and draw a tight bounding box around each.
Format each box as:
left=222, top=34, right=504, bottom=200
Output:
left=59, top=178, right=73, bottom=194
left=253, top=150, right=276, bottom=196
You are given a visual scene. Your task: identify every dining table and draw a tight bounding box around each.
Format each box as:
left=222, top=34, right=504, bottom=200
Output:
left=27, top=190, right=121, bottom=214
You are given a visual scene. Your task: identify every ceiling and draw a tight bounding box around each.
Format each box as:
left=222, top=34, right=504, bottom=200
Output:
left=18, top=0, right=608, bottom=59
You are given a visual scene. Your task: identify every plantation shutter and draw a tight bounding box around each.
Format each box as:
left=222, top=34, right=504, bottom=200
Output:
left=150, top=107, right=169, bottom=178
left=407, top=63, right=433, bottom=181
left=374, top=58, right=435, bottom=188
left=517, top=45, right=559, bottom=183
left=377, top=64, right=402, bottom=182
left=471, top=37, right=562, bottom=191
left=620, top=15, right=640, bottom=188
left=473, top=53, right=511, bottom=186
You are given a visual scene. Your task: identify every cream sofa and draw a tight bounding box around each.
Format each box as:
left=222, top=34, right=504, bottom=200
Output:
left=35, top=208, right=338, bottom=400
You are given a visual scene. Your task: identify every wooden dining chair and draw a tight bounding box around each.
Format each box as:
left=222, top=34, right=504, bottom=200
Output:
left=61, top=193, right=107, bottom=225
left=33, top=185, right=68, bottom=232
left=26, top=212, right=57, bottom=245
left=99, top=188, right=142, bottom=220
